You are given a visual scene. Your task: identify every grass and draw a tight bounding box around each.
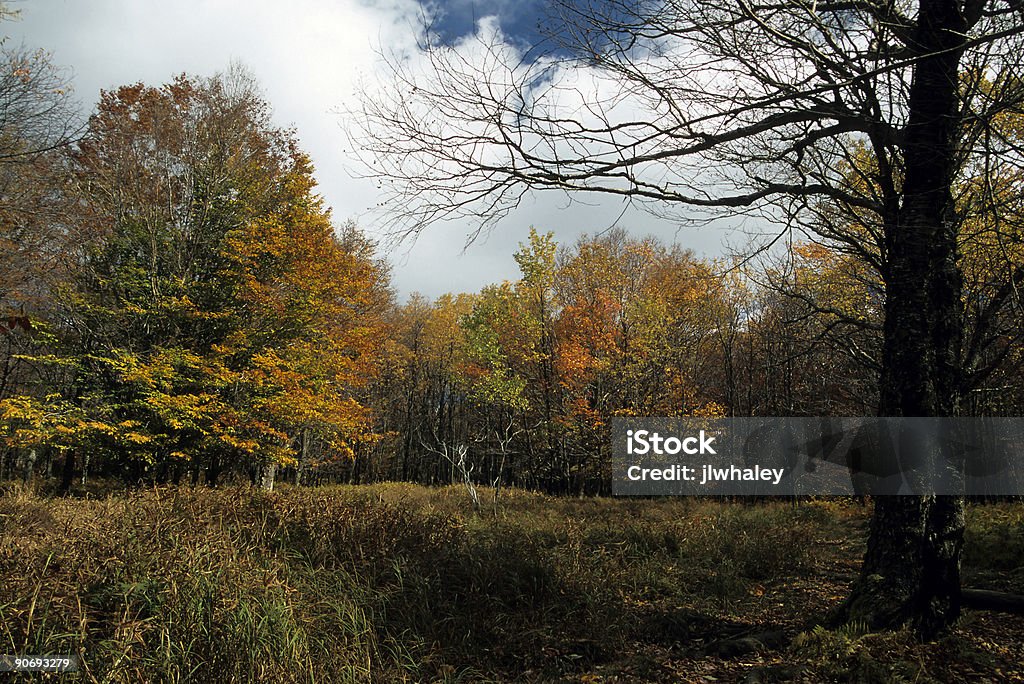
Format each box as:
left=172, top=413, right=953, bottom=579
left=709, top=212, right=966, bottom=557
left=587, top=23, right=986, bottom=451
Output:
left=0, top=484, right=1020, bottom=682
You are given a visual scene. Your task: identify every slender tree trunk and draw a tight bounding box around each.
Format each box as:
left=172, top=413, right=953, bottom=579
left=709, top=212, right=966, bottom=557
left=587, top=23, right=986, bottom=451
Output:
left=60, top=450, right=76, bottom=495
left=840, top=0, right=968, bottom=638
left=259, top=461, right=277, bottom=492
left=21, top=448, right=36, bottom=484
left=206, top=454, right=221, bottom=487
left=297, top=429, right=309, bottom=486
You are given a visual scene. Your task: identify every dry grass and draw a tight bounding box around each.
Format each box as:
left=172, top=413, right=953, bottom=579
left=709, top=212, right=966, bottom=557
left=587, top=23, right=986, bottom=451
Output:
left=0, top=485, right=1020, bottom=682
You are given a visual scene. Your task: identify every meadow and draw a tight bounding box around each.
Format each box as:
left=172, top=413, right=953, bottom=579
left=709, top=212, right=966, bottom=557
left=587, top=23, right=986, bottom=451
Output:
left=0, top=484, right=1021, bottom=682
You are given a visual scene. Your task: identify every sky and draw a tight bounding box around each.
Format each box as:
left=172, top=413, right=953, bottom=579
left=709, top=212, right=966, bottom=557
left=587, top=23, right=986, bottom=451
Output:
left=6, top=0, right=735, bottom=300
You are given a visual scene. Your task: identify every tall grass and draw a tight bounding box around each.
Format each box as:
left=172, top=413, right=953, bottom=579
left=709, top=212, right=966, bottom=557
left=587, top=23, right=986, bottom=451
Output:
left=0, top=485, right=962, bottom=682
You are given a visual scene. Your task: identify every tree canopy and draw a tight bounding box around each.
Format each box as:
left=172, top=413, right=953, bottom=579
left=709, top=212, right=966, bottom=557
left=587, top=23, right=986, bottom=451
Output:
left=0, top=69, right=390, bottom=488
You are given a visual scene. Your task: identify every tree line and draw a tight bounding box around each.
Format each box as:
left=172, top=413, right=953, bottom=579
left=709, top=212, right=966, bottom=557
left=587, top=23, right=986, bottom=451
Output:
left=1, top=49, right=1023, bottom=498
left=359, top=220, right=1024, bottom=495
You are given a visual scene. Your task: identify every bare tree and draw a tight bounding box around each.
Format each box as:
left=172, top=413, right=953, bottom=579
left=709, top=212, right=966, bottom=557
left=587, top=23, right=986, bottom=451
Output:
left=0, top=45, right=79, bottom=158
left=350, top=1, right=1024, bottom=635
left=0, top=43, right=81, bottom=310
left=481, top=414, right=523, bottom=515
left=424, top=439, right=481, bottom=512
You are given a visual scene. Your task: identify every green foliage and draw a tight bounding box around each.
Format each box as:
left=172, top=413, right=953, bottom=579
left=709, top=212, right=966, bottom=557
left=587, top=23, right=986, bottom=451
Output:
left=460, top=284, right=529, bottom=410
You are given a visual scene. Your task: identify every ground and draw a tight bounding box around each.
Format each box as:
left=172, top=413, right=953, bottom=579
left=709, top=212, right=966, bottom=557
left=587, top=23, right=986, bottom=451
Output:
left=0, top=482, right=1021, bottom=682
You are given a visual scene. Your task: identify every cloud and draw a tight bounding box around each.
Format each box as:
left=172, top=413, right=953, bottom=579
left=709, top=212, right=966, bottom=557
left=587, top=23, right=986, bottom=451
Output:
left=7, top=1, right=734, bottom=301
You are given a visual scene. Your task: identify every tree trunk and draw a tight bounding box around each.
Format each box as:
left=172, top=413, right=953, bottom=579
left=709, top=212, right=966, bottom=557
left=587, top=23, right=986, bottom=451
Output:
left=840, top=0, right=968, bottom=638
left=60, top=450, right=76, bottom=495
left=259, top=461, right=277, bottom=492
left=296, top=430, right=310, bottom=486
left=80, top=452, right=90, bottom=487
left=206, top=453, right=221, bottom=487
left=21, top=448, right=37, bottom=484
left=839, top=496, right=964, bottom=637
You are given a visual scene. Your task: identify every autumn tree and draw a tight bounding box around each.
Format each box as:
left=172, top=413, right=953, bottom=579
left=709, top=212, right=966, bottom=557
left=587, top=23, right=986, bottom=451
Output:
left=454, top=232, right=563, bottom=489
left=438, top=229, right=733, bottom=493
left=753, top=243, right=883, bottom=416
left=351, top=0, right=1024, bottom=634
left=0, top=37, right=80, bottom=392
left=0, top=68, right=388, bottom=490
left=0, top=4, right=81, bottom=318
left=0, top=20, right=83, bottom=481
left=374, top=293, right=478, bottom=484
left=552, top=230, right=731, bottom=488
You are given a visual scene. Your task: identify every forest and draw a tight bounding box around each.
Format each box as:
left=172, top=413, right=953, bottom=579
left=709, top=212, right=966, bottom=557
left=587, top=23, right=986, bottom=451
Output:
left=2, top=66, right=1021, bottom=495
left=2, top=1, right=1024, bottom=681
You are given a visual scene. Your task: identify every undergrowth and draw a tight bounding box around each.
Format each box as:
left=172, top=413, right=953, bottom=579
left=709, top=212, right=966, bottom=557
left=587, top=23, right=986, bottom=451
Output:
left=0, top=485, right=1018, bottom=682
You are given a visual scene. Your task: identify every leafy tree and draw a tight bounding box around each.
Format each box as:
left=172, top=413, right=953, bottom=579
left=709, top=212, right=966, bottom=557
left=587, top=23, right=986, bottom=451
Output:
left=0, top=19, right=82, bottom=480
left=1, top=69, right=388, bottom=489
left=376, top=292, right=477, bottom=484
left=449, top=229, right=733, bottom=493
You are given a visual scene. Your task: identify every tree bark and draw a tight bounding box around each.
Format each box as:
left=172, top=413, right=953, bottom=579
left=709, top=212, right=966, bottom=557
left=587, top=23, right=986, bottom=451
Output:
left=259, top=461, right=277, bottom=492
left=21, top=448, right=36, bottom=484
left=962, top=588, right=1024, bottom=615
left=60, top=450, right=76, bottom=495
left=839, top=0, right=969, bottom=638
left=206, top=453, right=221, bottom=487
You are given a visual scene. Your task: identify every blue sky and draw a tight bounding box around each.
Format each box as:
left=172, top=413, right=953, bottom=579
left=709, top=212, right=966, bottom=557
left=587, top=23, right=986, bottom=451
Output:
left=425, top=0, right=549, bottom=48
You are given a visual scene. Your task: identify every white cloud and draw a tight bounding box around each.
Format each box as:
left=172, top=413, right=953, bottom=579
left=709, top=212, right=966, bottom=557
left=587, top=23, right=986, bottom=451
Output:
left=7, top=0, right=734, bottom=300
